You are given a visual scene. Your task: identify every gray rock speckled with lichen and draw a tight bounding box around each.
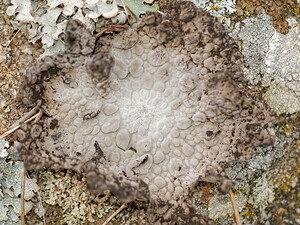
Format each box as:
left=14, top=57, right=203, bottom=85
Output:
left=231, top=13, right=300, bottom=114
left=189, top=0, right=236, bottom=16
left=15, top=2, right=276, bottom=223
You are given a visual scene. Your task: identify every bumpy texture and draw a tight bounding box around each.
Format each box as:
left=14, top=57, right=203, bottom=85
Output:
left=17, top=2, right=276, bottom=223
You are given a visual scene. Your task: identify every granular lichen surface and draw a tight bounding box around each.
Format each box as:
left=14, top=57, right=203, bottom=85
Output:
left=15, top=2, right=277, bottom=223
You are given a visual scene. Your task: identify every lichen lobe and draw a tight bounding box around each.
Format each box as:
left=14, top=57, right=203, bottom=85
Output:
left=17, top=2, right=276, bottom=224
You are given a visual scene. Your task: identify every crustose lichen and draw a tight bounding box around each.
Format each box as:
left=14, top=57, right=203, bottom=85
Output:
left=16, top=1, right=276, bottom=223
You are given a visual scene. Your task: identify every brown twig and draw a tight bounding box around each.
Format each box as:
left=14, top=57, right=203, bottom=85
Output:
left=102, top=203, right=127, bottom=225
left=21, top=166, right=26, bottom=225
left=229, top=189, right=242, bottom=225
left=3, top=3, right=47, bottom=225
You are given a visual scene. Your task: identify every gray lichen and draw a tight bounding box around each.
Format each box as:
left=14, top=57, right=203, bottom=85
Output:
left=5, top=0, right=158, bottom=56
left=38, top=170, right=118, bottom=224
left=0, top=140, right=39, bottom=224
left=248, top=172, right=275, bottom=211
left=0, top=0, right=298, bottom=224
left=230, top=12, right=300, bottom=114
left=189, top=0, right=237, bottom=16
left=15, top=1, right=276, bottom=223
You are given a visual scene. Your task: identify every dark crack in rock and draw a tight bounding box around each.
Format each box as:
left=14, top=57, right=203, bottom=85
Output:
left=16, top=2, right=277, bottom=224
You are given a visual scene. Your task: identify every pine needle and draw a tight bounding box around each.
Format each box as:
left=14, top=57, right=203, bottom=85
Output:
left=33, top=110, right=44, bottom=124
left=125, top=4, right=138, bottom=22
left=20, top=111, right=43, bottom=225
left=21, top=166, right=26, bottom=225
left=10, top=107, right=39, bottom=129
left=229, top=189, right=242, bottom=225
left=102, top=203, right=127, bottom=225
left=0, top=125, right=21, bottom=140
left=0, top=110, right=41, bottom=140
left=119, top=0, right=131, bottom=25
left=0, top=164, right=16, bottom=176
left=4, top=24, right=25, bottom=52
left=96, top=24, right=129, bottom=38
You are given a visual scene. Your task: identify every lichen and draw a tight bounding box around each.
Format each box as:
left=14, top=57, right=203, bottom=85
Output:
left=190, top=0, right=237, bottom=16
left=248, top=173, right=275, bottom=210
left=262, top=17, right=300, bottom=114
left=1, top=0, right=299, bottom=224
left=0, top=140, right=39, bottom=224
left=230, top=13, right=300, bottom=114
left=235, top=0, right=300, bottom=34
left=209, top=189, right=247, bottom=221
left=14, top=2, right=277, bottom=223
left=5, top=0, right=158, bottom=56
left=38, top=169, right=119, bottom=224
left=0, top=10, right=43, bottom=135
left=188, top=0, right=236, bottom=27
left=210, top=112, right=299, bottom=224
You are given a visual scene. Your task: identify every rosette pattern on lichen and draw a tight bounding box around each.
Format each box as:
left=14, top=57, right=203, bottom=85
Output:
left=16, top=2, right=276, bottom=223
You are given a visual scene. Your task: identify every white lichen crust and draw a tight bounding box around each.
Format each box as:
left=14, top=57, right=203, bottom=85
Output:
left=17, top=2, right=275, bottom=223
